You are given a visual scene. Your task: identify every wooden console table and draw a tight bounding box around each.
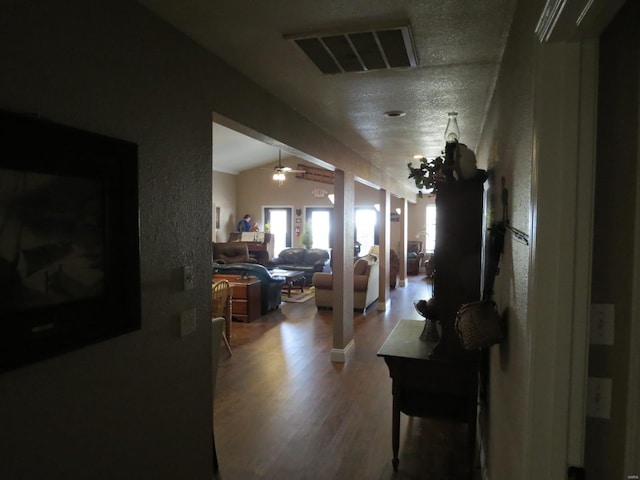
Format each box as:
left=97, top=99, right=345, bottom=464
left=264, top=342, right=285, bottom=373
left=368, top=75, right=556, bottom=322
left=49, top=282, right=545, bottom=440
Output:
left=377, top=319, right=478, bottom=477
left=212, top=274, right=261, bottom=322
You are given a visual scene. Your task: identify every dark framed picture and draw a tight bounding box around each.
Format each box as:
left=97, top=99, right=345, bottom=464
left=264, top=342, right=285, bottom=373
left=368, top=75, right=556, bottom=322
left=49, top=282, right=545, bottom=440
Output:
left=0, top=110, right=141, bottom=372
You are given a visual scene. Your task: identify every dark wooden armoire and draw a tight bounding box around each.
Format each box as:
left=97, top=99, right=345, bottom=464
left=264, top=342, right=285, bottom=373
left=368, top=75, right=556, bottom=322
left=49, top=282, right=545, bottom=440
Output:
left=376, top=176, right=486, bottom=478
left=432, top=180, right=485, bottom=360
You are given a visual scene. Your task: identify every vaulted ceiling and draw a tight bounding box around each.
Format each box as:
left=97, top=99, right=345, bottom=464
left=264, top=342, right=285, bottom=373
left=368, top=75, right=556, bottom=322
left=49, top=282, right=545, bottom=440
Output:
left=139, top=0, right=518, bottom=177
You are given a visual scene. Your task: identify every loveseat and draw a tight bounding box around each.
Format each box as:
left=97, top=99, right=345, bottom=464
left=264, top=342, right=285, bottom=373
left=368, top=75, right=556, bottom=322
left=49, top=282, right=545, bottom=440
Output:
left=212, top=242, right=257, bottom=264
left=212, top=262, right=285, bottom=314
left=313, top=254, right=379, bottom=313
left=267, top=248, right=330, bottom=284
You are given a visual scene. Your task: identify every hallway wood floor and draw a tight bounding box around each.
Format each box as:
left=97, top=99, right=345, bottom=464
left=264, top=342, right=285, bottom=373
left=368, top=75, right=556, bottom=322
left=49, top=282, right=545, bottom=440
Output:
left=214, top=275, right=477, bottom=480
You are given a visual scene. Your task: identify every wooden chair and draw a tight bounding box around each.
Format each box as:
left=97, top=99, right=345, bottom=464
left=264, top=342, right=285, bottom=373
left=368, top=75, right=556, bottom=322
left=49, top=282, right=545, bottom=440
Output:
left=212, top=280, right=232, bottom=356
left=211, top=316, right=225, bottom=472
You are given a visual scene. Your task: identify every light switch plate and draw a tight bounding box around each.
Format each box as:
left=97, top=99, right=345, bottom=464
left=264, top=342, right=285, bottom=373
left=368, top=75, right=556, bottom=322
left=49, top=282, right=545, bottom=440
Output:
left=183, top=265, right=194, bottom=291
left=587, top=377, right=612, bottom=419
left=590, top=303, right=615, bottom=345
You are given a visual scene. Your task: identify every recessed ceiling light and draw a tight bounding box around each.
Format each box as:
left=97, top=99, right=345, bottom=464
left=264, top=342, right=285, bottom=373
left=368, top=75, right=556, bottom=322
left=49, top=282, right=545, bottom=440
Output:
left=384, top=110, right=406, bottom=117
left=413, top=154, right=424, bottom=159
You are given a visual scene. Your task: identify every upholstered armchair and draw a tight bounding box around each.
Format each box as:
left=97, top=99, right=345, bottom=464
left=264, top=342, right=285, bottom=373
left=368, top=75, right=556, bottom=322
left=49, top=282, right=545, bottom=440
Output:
left=313, top=254, right=379, bottom=313
left=407, top=241, right=425, bottom=275
left=367, top=245, right=399, bottom=288
left=212, top=242, right=257, bottom=264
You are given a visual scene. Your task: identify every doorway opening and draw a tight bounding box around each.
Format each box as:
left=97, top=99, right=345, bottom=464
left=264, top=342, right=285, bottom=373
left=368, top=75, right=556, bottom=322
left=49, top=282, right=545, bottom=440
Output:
left=263, top=207, right=292, bottom=257
left=305, top=207, right=333, bottom=250
left=355, top=207, right=378, bottom=256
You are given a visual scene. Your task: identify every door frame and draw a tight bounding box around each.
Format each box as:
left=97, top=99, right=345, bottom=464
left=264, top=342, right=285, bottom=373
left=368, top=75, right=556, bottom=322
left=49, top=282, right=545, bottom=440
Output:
left=524, top=39, right=597, bottom=478
left=625, top=71, right=640, bottom=475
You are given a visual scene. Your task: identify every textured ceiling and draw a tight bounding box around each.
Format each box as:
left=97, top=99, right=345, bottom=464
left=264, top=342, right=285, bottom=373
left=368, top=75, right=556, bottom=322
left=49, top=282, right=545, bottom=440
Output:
left=139, top=0, right=518, bottom=177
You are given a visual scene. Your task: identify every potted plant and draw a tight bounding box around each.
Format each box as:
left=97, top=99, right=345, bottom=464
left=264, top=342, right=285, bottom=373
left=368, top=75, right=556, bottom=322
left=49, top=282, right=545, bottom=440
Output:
left=407, top=154, right=445, bottom=198
left=408, top=142, right=485, bottom=197
left=300, top=222, right=313, bottom=248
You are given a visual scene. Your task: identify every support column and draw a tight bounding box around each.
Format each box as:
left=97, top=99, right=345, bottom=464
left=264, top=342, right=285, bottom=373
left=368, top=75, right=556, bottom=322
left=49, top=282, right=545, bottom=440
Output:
left=331, top=169, right=355, bottom=363
left=398, top=198, right=408, bottom=287
left=377, top=189, right=390, bottom=311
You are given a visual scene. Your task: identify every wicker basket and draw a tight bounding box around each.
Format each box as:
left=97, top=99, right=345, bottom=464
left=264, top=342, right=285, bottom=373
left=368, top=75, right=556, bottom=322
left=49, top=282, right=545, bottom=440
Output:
left=454, top=300, right=504, bottom=350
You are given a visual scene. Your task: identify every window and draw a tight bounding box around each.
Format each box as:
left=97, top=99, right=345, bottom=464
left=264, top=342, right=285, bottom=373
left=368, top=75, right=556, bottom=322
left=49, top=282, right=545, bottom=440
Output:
left=424, top=204, right=436, bottom=252
left=355, top=208, right=378, bottom=256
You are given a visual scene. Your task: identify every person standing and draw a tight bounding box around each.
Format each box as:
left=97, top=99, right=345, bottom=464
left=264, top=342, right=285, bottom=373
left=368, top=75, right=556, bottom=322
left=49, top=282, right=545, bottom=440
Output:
left=237, top=214, right=252, bottom=232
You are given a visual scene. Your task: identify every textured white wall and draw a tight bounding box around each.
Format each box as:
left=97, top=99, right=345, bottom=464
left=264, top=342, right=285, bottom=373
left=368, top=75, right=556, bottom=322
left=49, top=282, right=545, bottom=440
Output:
left=0, top=1, right=217, bottom=478
left=475, top=0, right=540, bottom=477
left=212, top=171, right=238, bottom=242
left=0, top=0, right=415, bottom=477
left=0, top=0, right=422, bottom=476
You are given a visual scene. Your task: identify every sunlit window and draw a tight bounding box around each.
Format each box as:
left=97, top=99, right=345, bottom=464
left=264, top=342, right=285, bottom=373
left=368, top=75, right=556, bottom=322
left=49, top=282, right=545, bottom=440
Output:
left=309, top=210, right=331, bottom=250
left=263, top=207, right=292, bottom=256
left=269, top=209, right=288, bottom=256
left=424, top=204, right=436, bottom=252
left=355, top=208, right=377, bottom=256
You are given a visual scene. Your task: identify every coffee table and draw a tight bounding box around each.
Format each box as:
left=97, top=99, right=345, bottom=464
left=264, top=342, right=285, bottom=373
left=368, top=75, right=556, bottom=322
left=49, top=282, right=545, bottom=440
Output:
left=271, top=269, right=306, bottom=297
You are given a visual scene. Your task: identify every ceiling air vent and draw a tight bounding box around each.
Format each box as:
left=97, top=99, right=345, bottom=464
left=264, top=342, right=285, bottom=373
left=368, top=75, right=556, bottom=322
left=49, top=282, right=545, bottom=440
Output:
left=286, top=25, right=418, bottom=75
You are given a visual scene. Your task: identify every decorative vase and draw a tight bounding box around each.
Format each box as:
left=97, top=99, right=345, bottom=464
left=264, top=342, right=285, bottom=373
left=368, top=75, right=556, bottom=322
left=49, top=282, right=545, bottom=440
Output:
left=414, top=299, right=440, bottom=342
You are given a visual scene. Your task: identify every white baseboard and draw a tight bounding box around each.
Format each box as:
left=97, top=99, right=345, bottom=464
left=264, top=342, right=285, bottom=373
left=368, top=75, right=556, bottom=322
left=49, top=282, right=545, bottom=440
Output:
left=330, top=339, right=355, bottom=363
left=377, top=298, right=391, bottom=311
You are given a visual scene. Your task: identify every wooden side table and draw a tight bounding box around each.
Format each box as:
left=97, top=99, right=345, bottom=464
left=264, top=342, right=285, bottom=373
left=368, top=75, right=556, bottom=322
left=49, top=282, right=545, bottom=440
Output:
left=377, top=319, right=479, bottom=477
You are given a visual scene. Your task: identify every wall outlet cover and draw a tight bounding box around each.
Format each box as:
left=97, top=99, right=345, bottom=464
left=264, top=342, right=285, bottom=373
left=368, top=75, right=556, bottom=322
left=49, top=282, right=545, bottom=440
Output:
left=180, top=308, right=197, bottom=337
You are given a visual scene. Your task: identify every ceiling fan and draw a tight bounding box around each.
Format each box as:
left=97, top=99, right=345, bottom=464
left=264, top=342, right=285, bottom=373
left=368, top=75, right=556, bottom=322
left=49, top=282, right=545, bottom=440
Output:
left=271, top=151, right=305, bottom=186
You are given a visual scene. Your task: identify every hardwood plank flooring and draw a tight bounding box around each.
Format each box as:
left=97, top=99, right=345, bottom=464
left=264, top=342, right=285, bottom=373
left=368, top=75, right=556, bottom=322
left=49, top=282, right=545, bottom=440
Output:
left=214, top=275, right=477, bottom=480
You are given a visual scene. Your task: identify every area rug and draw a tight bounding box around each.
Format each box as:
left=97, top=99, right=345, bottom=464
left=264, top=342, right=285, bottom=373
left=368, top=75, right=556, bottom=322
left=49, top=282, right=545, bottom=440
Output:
left=282, top=288, right=315, bottom=303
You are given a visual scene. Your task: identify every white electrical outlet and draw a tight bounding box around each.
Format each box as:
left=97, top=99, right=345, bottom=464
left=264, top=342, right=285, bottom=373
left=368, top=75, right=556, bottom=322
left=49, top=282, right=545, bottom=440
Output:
left=183, top=265, right=194, bottom=291
left=180, top=308, right=197, bottom=337
left=590, top=303, right=615, bottom=345
left=587, top=377, right=612, bottom=419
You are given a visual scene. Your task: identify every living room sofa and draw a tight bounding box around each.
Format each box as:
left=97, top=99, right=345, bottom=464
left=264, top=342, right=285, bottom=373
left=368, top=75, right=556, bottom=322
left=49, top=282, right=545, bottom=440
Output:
left=212, top=262, right=285, bottom=314
left=212, top=242, right=257, bottom=265
left=312, top=254, right=379, bottom=313
left=267, top=248, right=330, bottom=284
